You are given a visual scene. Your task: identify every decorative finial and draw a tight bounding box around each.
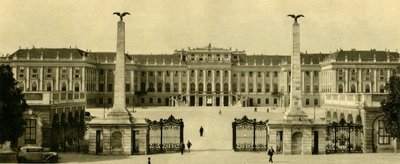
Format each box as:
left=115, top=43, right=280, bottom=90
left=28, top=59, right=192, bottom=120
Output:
left=113, top=12, right=130, bottom=21
left=287, top=14, right=304, bottom=23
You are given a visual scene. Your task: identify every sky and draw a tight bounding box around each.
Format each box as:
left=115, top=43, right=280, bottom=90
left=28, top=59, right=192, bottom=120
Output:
left=0, top=0, right=399, bottom=56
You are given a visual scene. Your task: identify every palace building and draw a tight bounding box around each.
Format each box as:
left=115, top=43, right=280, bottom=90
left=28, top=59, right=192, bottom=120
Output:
left=1, top=45, right=400, bottom=153
left=1, top=45, right=399, bottom=108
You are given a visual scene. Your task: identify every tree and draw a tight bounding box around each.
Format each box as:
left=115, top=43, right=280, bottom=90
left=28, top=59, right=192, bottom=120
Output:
left=380, top=75, right=400, bottom=138
left=0, top=64, right=28, bottom=147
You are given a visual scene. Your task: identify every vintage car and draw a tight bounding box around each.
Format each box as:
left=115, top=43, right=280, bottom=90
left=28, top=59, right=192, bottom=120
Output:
left=16, top=146, right=60, bottom=163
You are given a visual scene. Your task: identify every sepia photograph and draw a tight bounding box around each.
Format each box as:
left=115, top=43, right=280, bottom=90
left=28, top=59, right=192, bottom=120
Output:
left=0, top=0, right=400, bottom=163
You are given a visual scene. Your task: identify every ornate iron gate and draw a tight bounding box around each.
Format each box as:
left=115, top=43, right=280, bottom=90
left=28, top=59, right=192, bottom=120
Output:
left=50, top=111, right=85, bottom=152
left=146, top=115, right=184, bottom=154
left=326, top=118, right=363, bottom=154
left=232, top=116, right=268, bottom=151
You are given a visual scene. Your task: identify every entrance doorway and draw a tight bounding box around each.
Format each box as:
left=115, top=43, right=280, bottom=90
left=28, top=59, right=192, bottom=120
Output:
left=190, top=96, right=195, bottom=106
left=131, top=130, right=139, bottom=155
left=165, top=98, right=169, bottom=106
left=249, top=98, right=253, bottom=106
left=291, top=132, right=303, bottom=154
left=95, top=130, right=102, bottom=155
left=312, top=131, right=319, bottom=154
left=199, top=97, right=203, bottom=106
left=216, top=97, right=220, bottom=106
left=223, top=96, right=229, bottom=106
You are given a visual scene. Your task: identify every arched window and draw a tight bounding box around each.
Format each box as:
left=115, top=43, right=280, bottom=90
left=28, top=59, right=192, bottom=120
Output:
left=32, top=82, right=37, bottom=91
left=174, top=83, right=179, bottom=92
left=182, top=82, right=187, bottom=92
left=207, top=83, right=212, bottom=93
left=198, top=83, right=203, bottom=93
left=351, top=85, right=356, bottom=93
left=265, top=83, right=270, bottom=93
left=240, top=83, right=245, bottom=92
left=157, top=83, right=162, bottom=92
left=61, top=82, right=67, bottom=91
left=365, top=84, right=370, bottom=93
left=215, top=83, right=221, bottom=93
left=232, top=83, right=237, bottom=92
left=74, top=82, right=80, bottom=92
left=165, top=83, right=171, bottom=92
left=379, top=85, right=385, bottom=93
left=148, top=82, right=154, bottom=92
left=248, top=83, right=253, bottom=92
left=140, top=82, right=146, bottom=92
left=338, top=84, right=343, bottom=93
left=273, top=83, right=278, bottom=93
left=46, top=82, right=52, bottom=91
left=190, top=83, right=195, bottom=92
left=224, top=83, right=229, bottom=93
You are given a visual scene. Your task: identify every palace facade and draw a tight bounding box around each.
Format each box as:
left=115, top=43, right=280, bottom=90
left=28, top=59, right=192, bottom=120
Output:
left=1, top=45, right=400, bottom=153
left=1, top=45, right=399, bottom=108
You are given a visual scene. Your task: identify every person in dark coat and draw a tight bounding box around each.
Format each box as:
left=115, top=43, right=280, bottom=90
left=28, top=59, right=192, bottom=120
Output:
left=180, top=142, right=185, bottom=155
left=268, top=146, right=275, bottom=163
left=199, top=126, right=204, bottom=137
left=187, top=140, right=192, bottom=152
left=147, top=157, right=151, bottom=164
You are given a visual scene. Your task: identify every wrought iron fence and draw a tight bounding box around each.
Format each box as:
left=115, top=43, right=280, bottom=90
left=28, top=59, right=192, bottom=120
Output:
left=49, top=111, right=86, bottom=152
left=326, top=118, right=363, bottom=154
left=232, top=116, right=268, bottom=151
left=146, top=115, right=184, bottom=154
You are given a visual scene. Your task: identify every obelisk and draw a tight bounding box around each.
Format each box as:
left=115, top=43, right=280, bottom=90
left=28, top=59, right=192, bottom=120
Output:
left=109, top=15, right=128, bottom=116
left=285, top=15, right=308, bottom=121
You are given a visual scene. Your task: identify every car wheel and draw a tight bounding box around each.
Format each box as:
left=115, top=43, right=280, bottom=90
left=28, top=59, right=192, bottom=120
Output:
left=48, top=156, right=59, bottom=163
left=16, top=157, right=25, bottom=163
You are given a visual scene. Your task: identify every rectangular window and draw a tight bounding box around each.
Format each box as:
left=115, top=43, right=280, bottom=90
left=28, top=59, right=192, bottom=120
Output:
left=25, top=119, right=36, bottom=144
left=306, top=99, right=310, bottom=105
left=126, top=84, right=130, bottom=92
left=274, top=71, right=278, bottom=77
left=257, top=98, right=261, bottom=104
left=99, top=69, right=104, bottom=75
left=378, top=120, right=390, bottom=144
left=99, top=98, right=103, bottom=104
left=266, top=72, right=270, bottom=77
left=249, top=72, right=253, bottom=77
left=99, top=83, right=104, bottom=92
left=274, top=98, right=277, bottom=105
left=149, top=98, right=153, bottom=104
left=265, top=98, right=269, bottom=104
left=158, top=98, right=161, bottom=104
left=141, top=98, right=145, bottom=103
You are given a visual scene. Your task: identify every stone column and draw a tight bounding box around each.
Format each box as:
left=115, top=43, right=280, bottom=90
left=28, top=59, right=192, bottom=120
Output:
left=82, top=67, right=86, bottom=92
left=228, top=70, right=232, bottom=106
left=179, top=71, right=182, bottom=93
left=26, top=67, right=30, bottom=90
left=345, top=69, right=349, bottom=93
left=39, top=66, right=43, bottom=91
left=111, top=20, right=127, bottom=112
left=186, top=70, right=190, bottom=106
left=358, top=69, right=362, bottom=92
left=310, top=71, right=314, bottom=93
left=195, top=70, right=198, bottom=106
left=55, top=67, right=59, bottom=91
left=262, top=71, right=266, bottom=92
left=373, top=69, right=377, bottom=93
left=162, top=71, right=166, bottom=92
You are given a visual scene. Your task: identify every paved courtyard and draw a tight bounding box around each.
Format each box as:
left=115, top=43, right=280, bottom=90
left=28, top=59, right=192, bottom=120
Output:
left=88, top=106, right=325, bottom=150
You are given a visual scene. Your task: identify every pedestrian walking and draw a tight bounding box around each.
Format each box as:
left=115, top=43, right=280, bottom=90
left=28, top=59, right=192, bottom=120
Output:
left=148, top=157, right=151, bottom=164
left=187, top=140, right=192, bottom=152
left=180, top=142, right=185, bottom=155
left=219, top=109, right=222, bottom=115
left=268, top=146, right=275, bottom=163
left=267, top=108, right=269, bottom=113
left=199, top=126, right=204, bottom=137
left=254, top=107, right=257, bottom=112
